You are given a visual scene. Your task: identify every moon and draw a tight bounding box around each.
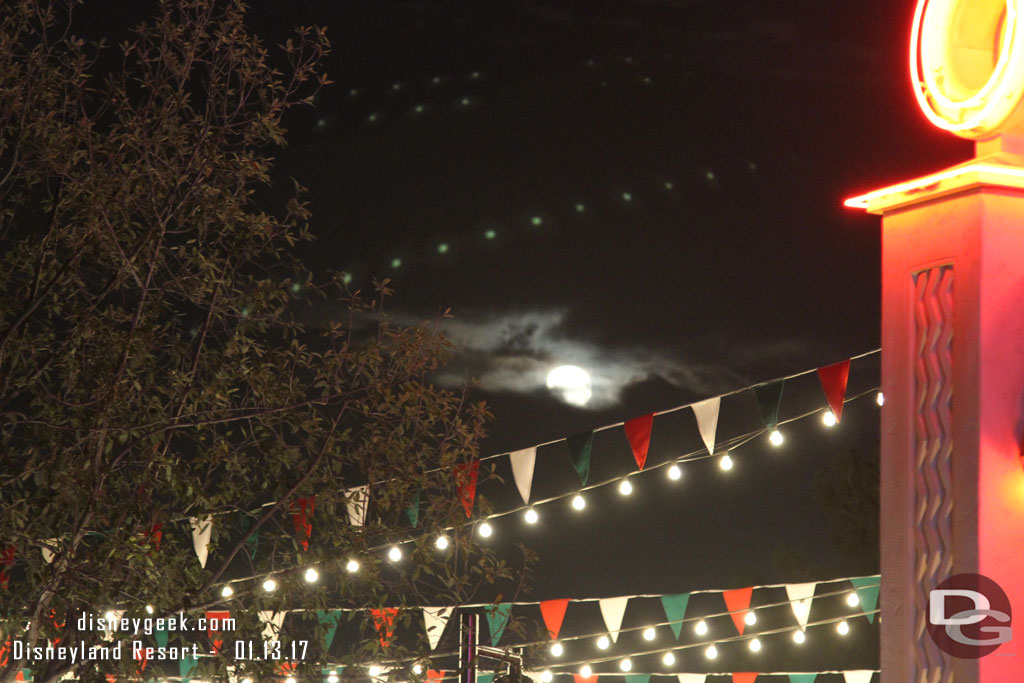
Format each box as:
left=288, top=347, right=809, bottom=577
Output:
left=546, top=365, right=593, bottom=406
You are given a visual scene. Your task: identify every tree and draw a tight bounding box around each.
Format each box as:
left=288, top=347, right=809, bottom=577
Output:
left=0, top=2, right=524, bottom=681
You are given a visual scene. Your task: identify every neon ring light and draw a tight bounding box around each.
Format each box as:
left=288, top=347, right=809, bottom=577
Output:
left=911, top=0, right=1024, bottom=138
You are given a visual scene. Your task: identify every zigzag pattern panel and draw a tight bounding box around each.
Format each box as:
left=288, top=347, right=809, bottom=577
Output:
left=912, top=265, right=954, bottom=683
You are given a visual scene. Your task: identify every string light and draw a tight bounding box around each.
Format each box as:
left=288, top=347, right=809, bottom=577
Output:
left=369, top=665, right=383, bottom=677
left=618, top=479, right=633, bottom=496
left=220, top=585, right=234, bottom=598
left=346, top=559, right=360, bottom=573
left=744, top=611, right=757, bottom=626
left=596, top=635, right=610, bottom=650
left=619, top=659, right=632, bottom=672
left=642, top=627, right=656, bottom=641
left=540, top=672, right=553, bottom=683
left=479, top=522, right=493, bottom=538
left=667, top=464, right=682, bottom=480
left=837, top=620, right=850, bottom=635
left=524, top=508, right=539, bottom=524
left=328, top=674, right=340, bottom=683
left=286, top=677, right=297, bottom=683
left=304, top=568, right=319, bottom=583
left=769, top=429, right=784, bottom=446
left=145, top=605, right=154, bottom=615
left=580, top=665, right=592, bottom=678
left=705, top=644, right=718, bottom=659
left=262, top=578, right=277, bottom=593
left=572, top=494, right=586, bottom=510
left=846, top=592, right=860, bottom=607
left=793, top=630, right=806, bottom=644
left=695, top=620, right=709, bottom=636
left=388, top=546, right=403, bottom=562
left=749, top=637, right=762, bottom=652
left=550, top=642, right=564, bottom=657
left=719, top=454, right=734, bottom=471
left=104, top=611, right=116, bottom=622
left=243, top=678, right=254, bottom=683
left=413, top=665, right=423, bottom=675
left=662, top=652, right=675, bottom=666
left=822, top=411, right=837, bottom=427
left=435, top=535, right=450, bottom=550
left=877, top=392, right=885, bottom=406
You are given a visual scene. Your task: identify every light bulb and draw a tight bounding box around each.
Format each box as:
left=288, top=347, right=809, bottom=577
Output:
left=668, top=464, right=682, bottom=480
left=104, top=611, right=116, bottom=623
left=329, top=675, right=340, bottom=683
left=662, top=652, right=675, bottom=666
left=749, top=638, right=761, bottom=652
left=579, top=666, right=592, bottom=678
left=705, top=644, right=718, bottom=659
left=220, top=585, right=233, bottom=598
left=388, top=545, right=402, bottom=562
left=643, top=627, right=656, bottom=641
left=822, top=410, right=837, bottom=427
left=572, top=494, right=585, bottom=510
left=145, top=605, right=154, bottom=615
left=412, top=665, right=423, bottom=675
left=435, top=535, right=450, bottom=550
left=369, top=665, right=383, bottom=677
left=550, top=642, right=563, bottom=657
left=619, top=659, right=632, bottom=672
left=744, top=611, right=757, bottom=626
left=619, top=479, right=633, bottom=495
left=262, top=578, right=277, bottom=593
left=286, top=677, right=297, bottom=683
left=346, top=558, right=360, bottom=573
left=847, top=592, right=860, bottom=607
left=769, top=429, right=784, bottom=446
left=524, top=508, right=539, bottom=524
left=479, top=522, right=493, bottom=538
left=695, top=620, right=708, bottom=636
left=837, top=620, right=850, bottom=635
left=877, top=392, right=885, bottom=406
left=304, top=567, right=319, bottom=583
left=793, top=630, right=806, bottom=644
left=719, top=454, right=733, bottom=471
left=540, top=672, right=553, bottom=683
left=596, top=635, right=610, bottom=650
left=242, top=679, right=254, bottom=683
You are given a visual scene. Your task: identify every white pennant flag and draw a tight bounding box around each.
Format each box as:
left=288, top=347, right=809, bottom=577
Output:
left=226, top=666, right=240, bottom=683
left=509, top=448, right=537, bottom=504
left=844, top=672, right=875, bottom=683
left=599, top=597, right=629, bottom=643
left=786, top=581, right=817, bottom=629
left=676, top=675, right=706, bottom=683
left=190, top=516, right=213, bottom=568
left=346, top=485, right=369, bottom=527
left=258, top=611, right=286, bottom=641
left=422, top=606, right=454, bottom=650
left=41, top=539, right=58, bottom=564
left=691, top=397, right=721, bottom=455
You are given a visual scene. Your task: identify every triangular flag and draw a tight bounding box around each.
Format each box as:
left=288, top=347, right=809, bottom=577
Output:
left=786, top=582, right=817, bottom=629
left=479, top=674, right=495, bottom=683
left=723, top=587, right=753, bottom=635
left=660, top=593, right=690, bottom=639
left=371, top=608, right=398, bottom=648
left=318, top=610, right=342, bottom=651
left=676, top=676, right=706, bottom=683
left=573, top=676, right=599, bottom=683
left=347, top=485, right=369, bottom=527
left=0, top=545, right=13, bottom=590
left=566, top=431, right=594, bottom=486
left=851, top=577, right=880, bottom=623
left=732, top=675, right=757, bottom=683
left=486, top=603, right=512, bottom=646
left=423, top=606, right=453, bottom=650
left=509, top=447, right=537, bottom=504
left=843, top=672, right=875, bottom=683
left=189, top=517, right=212, bottom=568
left=623, top=413, right=654, bottom=470
left=155, top=626, right=169, bottom=649
left=539, top=599, right=570, bottom=639
left=238, top=515, right=259, bottom=559
left=205, top=610, right=230, bottom=654
left=405, top=489, right=421, bottom=527
left=179, top=654, right=199, bottom=683
left=598, top=596, right=629, bottom=642
left=625, top=676, right=650, bottom=683
left=291, top=496, right=315, bottom=551
left=753, top=379, right=785, bottom=428
left=453, top=460, right=480, bottom=518
left=691, top=397, right=721, bottom=455
left=426, top=671, right=446, bottom=683
left=817, top=359, right=851, bottom=422
left=788, top=675, right=817, bottom=683
left=259, top=610, right=286, bottom=641
left=41, top=539, right=58, bottom=564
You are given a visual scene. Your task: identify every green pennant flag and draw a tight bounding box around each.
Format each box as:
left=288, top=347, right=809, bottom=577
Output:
left=405, top=489, right=421, bottom=528
left=179, top=655, right=199, bottom=683
left=660, top=593, right=690, bottom=639
left=155, top=626, right=169, bottom=649
left=788, top=675, right=817, bottom=683
left=238, top=514, right=259, bottom=560
left=318, top=610, right=343, bottom=651
left=625, top=675, right=650, bottom=683
left=19, top=670, right=32, bottom=682
left=753, top=379, right=785, bottom=428
left=566, top=431, right=594, bottom=486
left=485, top=604, right=513, bottom=646
left=851, top=577, right=881, bottom=623
left=478, top=674, right=495, bottom=683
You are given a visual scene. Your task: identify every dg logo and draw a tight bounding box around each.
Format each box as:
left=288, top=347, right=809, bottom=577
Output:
left=927, top=573, right=1013, bottom=658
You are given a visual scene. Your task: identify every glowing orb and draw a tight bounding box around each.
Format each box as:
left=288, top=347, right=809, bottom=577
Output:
left=546, top=365, right=593, bottom=406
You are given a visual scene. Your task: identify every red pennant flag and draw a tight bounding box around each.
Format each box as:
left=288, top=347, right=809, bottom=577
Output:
left=206, top=610, right=230, bottom=654
left=276, top=662, right=298, bottom=675
left=14, top=671, right=23, bottom=682
left=105, top=676, right=117, bottom=683
left=0, top=638, right=10, bottom=667
left=453, top=460, right=480, bottom=517
left=574, top=675, right=599, bottom=683
left=733, top=674, right=758, bottom=683
left=145, top=523, right=164, bottom=552
left=427, top=671, right=446, bottom=683
left=817, top=359, right=851, bottom=422
left=371, top=607, right=399, bottom=648
left=540, top=599, right=570, bottom=639
left=290, top=497, right=316, bottom=551
left=723, top=587, right=753, bottom=635
left=0, top=546, right=14, bottom=590
left=624, top=414, right=654, bottom=470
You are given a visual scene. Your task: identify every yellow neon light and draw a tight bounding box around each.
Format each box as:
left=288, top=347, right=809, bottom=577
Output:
left=910, top=0, right=1024, bottom=138
left=843, top=162, right=1024, bottom=209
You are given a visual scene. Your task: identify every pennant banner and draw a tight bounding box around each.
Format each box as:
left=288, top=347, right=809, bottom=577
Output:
left=371, top=608, right=398, bottom=649
left=189, top=517, right=212, bottom=568
left=599, top=597, right=629, bottom=643
left=426, top=671, right=446, bottom=683
left=405, top=488, right=421, bottom=528
left=817, top=359, right=851, bottom=422
left=732, top=675, right=757, bottom=683
left=574, top=676, right=599, bottom=683
left=539, top=599, right=570, bottom=640
left=479, top=674, right=495, bottom=683
left=237, top=515, right=258, bottom=559
left=453, top=460, right=480, bottom=518
left=291, top=496, right=315, bottom=551
left=786, top=582, right=816, bottom=629
left=625, top=675, right=650, bottom=683
left=259, top=611, right=285, bottom=641
left=509, top=447, right=537, bottom=504
left=486, top=603, right=512, bottom=646
left=566, top=431, right=594, bottom=486
left=676, top=675, right=706, bottom=683
left=844, top=672, right=875, bottom=683
left=851, top=577, right=880, bottom=623
left=40, top=539, right=58, bottom=565
left=789, top=675, right=817, bottom=683
left=623, top=414, right=654, bottom=470
left=318, top=610, right=342, bottom=651
left=179, top=654, right=199, bottom=683
left=423, top=606, right=453, bottom=651
left=347, top=486, right=369, bottom=527
left=206, top=610, right=230, bottom=654
left=753, top=379, right=785, bottom=428
left=691, top=397, right=720, bottom=455
left=723, top=587, right=753, bottom=635
left=660, top=593, right=690, bottom=639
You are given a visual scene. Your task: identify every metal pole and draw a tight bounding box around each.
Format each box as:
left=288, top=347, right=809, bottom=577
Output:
left=459, top=612, right=478, bottom=683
